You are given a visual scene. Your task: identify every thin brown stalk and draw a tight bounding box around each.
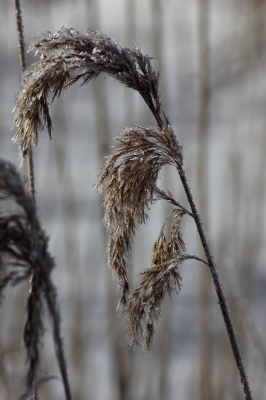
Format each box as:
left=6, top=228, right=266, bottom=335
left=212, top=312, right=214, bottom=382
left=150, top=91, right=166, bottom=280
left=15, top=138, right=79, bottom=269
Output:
left=13, top=3, right=36, bottom=398
left=13, top=0, right=35, bottom=200
left=178, top=167, right=252, bottom=400
left=13, top=0, right=26, bottom=71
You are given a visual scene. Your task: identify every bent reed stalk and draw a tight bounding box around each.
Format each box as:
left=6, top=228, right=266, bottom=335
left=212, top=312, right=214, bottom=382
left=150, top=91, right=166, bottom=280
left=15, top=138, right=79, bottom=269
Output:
left=11, top=27, right=253, bottom=399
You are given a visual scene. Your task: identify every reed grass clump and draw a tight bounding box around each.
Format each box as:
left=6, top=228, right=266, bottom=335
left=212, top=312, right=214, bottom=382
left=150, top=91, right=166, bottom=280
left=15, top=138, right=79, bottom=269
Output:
left=6, top=26, right=253, bottom=399
left=0, top=159, right=72, bottom=399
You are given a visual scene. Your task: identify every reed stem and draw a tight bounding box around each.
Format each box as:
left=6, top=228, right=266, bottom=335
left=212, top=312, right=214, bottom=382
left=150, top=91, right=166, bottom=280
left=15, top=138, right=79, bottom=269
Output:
left=13, top=0, right=35, bottom=201
left=178, top=166, right=253, bottom=400
left=13, top=2, right=37, bottom=399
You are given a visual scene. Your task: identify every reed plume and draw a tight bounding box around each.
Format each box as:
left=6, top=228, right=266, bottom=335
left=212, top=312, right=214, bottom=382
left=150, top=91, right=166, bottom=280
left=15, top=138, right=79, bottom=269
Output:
left=12, top=27, right=253, bottom=399
left=125, top=210, right=185, bottom=350
left=96, top=126, right=182, bottom=308
left=13, top=27, right=165, bottom=160
left=0, top=159, right=72, bottom=400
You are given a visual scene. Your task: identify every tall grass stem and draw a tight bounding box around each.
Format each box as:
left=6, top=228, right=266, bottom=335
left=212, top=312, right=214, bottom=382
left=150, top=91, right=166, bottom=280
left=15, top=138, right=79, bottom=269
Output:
left=178, top=167, right=253, bottom=400
left=13, top=0, right=35, bottom=201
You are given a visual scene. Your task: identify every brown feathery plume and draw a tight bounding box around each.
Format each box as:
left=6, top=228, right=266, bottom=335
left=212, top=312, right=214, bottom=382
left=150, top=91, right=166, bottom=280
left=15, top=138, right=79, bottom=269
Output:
left=0, top=159, right=72, bottom=400
left=95, top=126, right=182, bottom=307
left=12, top=27, right=168, bottom=161
left=125, top=211, right=185, bottom=350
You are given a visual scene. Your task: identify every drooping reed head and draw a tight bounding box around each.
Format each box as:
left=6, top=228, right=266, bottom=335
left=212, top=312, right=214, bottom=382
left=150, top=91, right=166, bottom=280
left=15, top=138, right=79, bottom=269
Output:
left=95, top=126, right=184, bottom=308
left=12, top=27, right=163, bottom=160
left=12, top=27, right=185, bottom=351
left=124, top=210, right=185, bottom=350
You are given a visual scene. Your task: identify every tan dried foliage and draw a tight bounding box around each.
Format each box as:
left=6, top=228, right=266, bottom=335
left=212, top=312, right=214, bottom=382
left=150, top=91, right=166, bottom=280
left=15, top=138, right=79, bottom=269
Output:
left=12, top=27, right=164, bottom=161
left=124, top=210, right=185, bottom=351
left=12, top=27, right=185, bottom=352
left=0, top=159, right=71, bottom=398
left=96, top=127, right=182, bottom=307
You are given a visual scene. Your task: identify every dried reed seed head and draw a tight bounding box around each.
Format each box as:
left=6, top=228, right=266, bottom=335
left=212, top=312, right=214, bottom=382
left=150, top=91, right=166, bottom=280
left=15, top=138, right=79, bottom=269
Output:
left=124, top=210, right=185, bottom=350
left=96, top=126, right=180, bottom=307
left=125, top=259, right=183, bottom=351
left=0, top=159, right=37, bottom=224
left=107, top=231, right=130, bottom=307
left=168, top=210, right=186, bottom=253
left=97, top=126, right=181, bottom=228
left=12, top=27, right=163, bottom=160
left=151, top=210, right=185, bottom=267
left=0, top=159, right=70, bottom=396
left=0, top=160, right=56, bottom=285
left=151, top=227, right=167, bottom=266
left=24, top=274, right=44, bottom=387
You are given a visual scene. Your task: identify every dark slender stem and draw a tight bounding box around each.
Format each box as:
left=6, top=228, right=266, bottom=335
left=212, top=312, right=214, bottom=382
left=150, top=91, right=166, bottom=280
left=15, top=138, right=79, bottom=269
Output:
left=27, top=147, right=36, bottom=201
left=13, top=2, right=36, bottom=399
left=181, top=254, right=210, bottom=267
left=13, top=0, right=26, bottom=71
left=178, top=166, right=253, bottom=400
left=155, top=187, right=194, bottom=217
left=13, top=0, right=35, bottom=201
left=44, top=282, right=73, bottom=400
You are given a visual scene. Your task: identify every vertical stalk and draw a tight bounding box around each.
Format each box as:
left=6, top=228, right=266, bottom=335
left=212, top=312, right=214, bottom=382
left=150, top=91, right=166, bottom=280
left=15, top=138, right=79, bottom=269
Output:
left=124, top=0, right=136, bottom=124
left=13, top=0, right=26, bottom=71
left=178, top=166, right=253, bottom=400
left=26, top=149, right=35, bottom=200
left=13, top=0, right=35, bottom=201
left=13, top=2, right=37, bottom=399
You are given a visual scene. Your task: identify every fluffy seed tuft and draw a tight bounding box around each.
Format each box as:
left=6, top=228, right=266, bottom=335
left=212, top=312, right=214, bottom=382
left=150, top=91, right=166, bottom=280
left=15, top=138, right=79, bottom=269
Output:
left=124, top=211, right=185, bottom=350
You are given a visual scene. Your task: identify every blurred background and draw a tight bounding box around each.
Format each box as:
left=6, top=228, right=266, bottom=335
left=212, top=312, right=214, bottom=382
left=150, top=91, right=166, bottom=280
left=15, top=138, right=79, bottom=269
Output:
left=1, top=0, right=266, bottom=399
